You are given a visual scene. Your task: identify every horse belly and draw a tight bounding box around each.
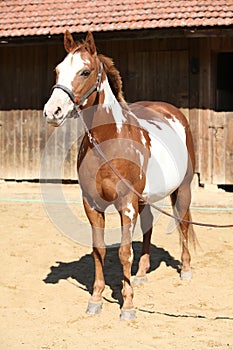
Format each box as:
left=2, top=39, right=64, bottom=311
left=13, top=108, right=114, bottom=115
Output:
left=140, top=119, right=188, bottom=202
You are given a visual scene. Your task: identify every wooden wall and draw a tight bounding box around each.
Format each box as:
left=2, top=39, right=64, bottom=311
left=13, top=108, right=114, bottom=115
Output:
left=197, top=36, right=233, bottom=184
left=0, top=33, right=233, bottom=183
left=0, top=43, right=65, bottom=110
left=0, top=42, right=79, bottom=180
left=0, top=110, right=80, bottom=180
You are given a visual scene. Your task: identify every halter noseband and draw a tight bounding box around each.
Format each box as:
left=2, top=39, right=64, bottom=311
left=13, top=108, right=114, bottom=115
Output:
left=51, top=62, right=104, bottom=116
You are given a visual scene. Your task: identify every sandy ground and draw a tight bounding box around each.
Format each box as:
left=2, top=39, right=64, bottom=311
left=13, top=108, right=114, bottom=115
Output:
left=0, top=181, right=233, bottom=350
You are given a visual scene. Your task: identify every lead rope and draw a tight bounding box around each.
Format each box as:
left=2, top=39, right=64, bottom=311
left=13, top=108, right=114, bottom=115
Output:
left=79, top=113, right=233, bottom=229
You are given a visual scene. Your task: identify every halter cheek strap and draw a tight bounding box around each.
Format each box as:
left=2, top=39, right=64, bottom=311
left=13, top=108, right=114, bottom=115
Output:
left=51, top=62, right=104, bottom=117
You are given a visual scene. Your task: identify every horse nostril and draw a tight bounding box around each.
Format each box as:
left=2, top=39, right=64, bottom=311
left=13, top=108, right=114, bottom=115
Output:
left=44, top=110, right=47, bottom=118
left=54, top=106, right=62, bottom=117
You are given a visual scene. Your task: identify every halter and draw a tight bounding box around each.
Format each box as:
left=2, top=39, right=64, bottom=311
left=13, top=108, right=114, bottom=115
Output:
left=51, top=62, right=104, bottom=117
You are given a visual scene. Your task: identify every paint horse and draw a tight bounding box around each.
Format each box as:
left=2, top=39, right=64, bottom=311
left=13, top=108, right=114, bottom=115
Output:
left=43, top=31, right=196, bottom=320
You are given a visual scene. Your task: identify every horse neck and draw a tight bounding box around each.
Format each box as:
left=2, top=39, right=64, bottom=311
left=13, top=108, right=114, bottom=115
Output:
left=97, top=73, right=121, bottom=106
left=89, top=75, right=127, bottom=136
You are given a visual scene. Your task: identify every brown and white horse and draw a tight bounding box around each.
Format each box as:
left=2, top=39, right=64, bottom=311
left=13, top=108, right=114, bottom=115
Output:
left=43, top=31, right=196, bottom=320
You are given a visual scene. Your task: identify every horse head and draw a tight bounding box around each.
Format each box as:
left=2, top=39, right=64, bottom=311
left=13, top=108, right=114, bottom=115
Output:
left=43, top=31, right=101, bottom=127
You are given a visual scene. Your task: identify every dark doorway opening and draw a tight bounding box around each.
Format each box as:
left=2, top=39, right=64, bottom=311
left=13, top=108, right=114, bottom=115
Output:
left=216, top=52, right=233, bottom=111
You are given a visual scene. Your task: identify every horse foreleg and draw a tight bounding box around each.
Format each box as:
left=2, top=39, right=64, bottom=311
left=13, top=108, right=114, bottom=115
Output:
left=118, top=200, right=138, bottom=320
left=83, top=197, right=106, bottom=314
left=134, top=204, right=153, bottom=284
left=171, top=185, right=195, bottom=280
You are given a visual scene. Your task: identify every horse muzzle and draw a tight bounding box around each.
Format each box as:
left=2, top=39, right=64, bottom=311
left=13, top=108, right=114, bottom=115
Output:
left=43, top=104, right=68, bottom=127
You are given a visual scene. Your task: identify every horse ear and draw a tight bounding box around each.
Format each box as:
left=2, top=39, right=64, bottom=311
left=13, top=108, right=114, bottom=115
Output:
left=85, top=31, right=96, bottom=55
left=64, top=30, right=76, bottom=53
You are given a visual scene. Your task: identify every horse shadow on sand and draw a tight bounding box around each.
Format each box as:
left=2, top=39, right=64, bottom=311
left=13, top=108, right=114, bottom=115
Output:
left=43, top=241, right=181, bottom=307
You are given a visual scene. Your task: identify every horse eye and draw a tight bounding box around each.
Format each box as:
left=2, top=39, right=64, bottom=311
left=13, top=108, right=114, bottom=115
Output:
left=81, top=70, right=90, bottom=77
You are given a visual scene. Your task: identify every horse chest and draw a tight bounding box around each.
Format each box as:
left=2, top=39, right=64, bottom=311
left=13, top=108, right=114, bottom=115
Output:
left=77, top=140, right=147, bottom=208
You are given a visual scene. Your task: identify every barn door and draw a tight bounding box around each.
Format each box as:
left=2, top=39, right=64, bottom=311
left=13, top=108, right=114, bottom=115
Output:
left=211, top=52, right=233, bottom=184
left=209, top=112, right=233, bottom=184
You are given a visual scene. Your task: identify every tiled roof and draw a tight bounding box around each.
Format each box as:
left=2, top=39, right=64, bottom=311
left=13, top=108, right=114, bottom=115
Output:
left=1, top=0, right=233, bottom=38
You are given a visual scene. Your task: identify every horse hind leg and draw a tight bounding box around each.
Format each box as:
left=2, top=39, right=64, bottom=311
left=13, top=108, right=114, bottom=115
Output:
left=170, top=185, right=197, bottom=280
left=134, top=204, right=153, bottom=284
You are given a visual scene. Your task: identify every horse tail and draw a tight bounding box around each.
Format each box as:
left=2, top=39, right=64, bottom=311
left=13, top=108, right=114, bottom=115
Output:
left=177, top=210, right=200, bottom=251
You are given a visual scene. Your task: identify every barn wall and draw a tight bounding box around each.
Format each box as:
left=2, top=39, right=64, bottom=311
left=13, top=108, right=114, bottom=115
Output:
left=0, top=42, right=81, bottom=180
left=98, top=36, right=190, bottom=106
left=198, top=36, right=233, bottom=184
left=0, top=110, right=80, bottom=180
left=0, top=43, right=65, bottom=110
left=0, top=33, right=233, bottom=183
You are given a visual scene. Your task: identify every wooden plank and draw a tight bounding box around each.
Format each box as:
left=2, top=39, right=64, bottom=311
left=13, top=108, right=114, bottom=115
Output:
left=0, top=112, right=3, bottom=179
left=29, top=110, right=37, bottom=180
left=225, top=112, right=233, bottom=184
left=15, top=110, right=22, bottom=179
left=211, top=112, right=226, bottom=184
left=63, top=120, right=79, bottom=180
left=189, top=38, right=200, bottom=172
left=210, top=111, right=233, bottom=185
left=33, top=110, right=41, bottom=179
left=39, top=112, right=52, bottom=180
left=6, top=111, right=15, bottom=179
left=0, top=111, right=16, bottom=179
left=12, top=111, right=17, bottom=178
left=21, top=110, right=28, bottom=179
left=0, top=113, right=4, bottom=178
left=198, top=38, right=212, bottom=184
left=126, top=51, right=138, bottom=103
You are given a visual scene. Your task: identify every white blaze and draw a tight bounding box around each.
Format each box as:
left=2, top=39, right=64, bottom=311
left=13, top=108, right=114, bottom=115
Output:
left=44, top=52, right=90, bottom=119
left=57, top=52, right=87, bottom=88
left=50, top=53, right=90, bottom=104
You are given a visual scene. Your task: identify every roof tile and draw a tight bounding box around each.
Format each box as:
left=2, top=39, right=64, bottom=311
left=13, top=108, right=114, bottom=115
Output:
left=1, top=0, right=233, bottom=37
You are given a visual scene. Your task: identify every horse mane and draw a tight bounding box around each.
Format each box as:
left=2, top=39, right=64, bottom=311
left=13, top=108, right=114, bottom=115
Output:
left=98, top=54, right=128, bottom=108
left=73, top=40, right=128, bottom=108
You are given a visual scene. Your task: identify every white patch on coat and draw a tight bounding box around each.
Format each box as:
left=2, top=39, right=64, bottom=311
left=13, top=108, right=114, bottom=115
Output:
left=101, top=77, right=126, bottom=132
left=140, top=129, right=147, bottom=146
left=135, top=149, right=144, bottom=179
left=124, top=203, right=136, bottom=240
left=128, top=247, right=134, bottom=264
left=125, top=202, right=135, bottom=221
left=137, top=118, right=188, bottom=202
left=166, top=117, right=186, bottom=145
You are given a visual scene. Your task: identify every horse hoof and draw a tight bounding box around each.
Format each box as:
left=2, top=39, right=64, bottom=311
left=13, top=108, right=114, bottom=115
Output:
left=120, top=309, right=136, bottom=321
left=86, top=301, right=103, bottom=315
left=133, top=276, right=148, bottom=285
left=180, top=270, right=192, bottom=280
